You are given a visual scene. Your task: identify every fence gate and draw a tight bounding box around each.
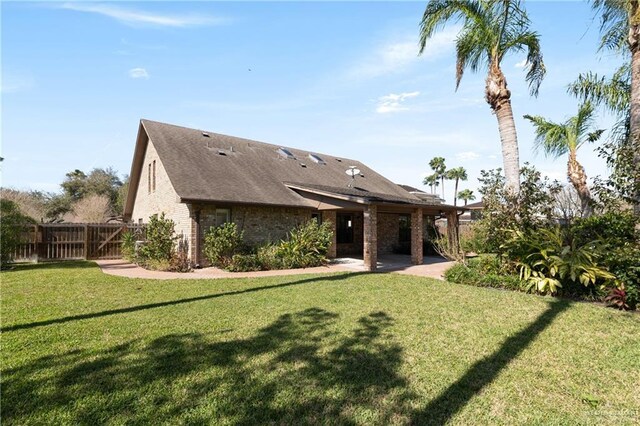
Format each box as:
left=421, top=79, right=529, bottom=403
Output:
left=10, top=223, right=145, bottom=262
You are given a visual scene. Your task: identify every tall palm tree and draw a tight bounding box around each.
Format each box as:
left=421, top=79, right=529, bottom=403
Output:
left=446, top=166, right=468, bottom=205
left=587, top=0, right=640, bottom=216
left=457, top=188, right=476, bottom=205
left=419, top=0, right=546, bottom=194
left=524, top=102, right=604, bottom=216
left=428, top=157, right=447, bottom=199
left=423, top=173, right=439, bottom=194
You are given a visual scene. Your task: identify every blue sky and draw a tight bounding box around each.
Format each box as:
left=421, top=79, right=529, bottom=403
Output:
left=1, top=1, right=622, bottom=203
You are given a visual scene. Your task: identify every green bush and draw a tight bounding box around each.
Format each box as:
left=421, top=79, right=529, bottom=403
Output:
left=275, top=221, right=333, bottom=269
left=502, top=228, right=614, bottom=296
left=138, top=213, right=177, bottom=262
left=121, top=231, right=136, bottom=263
left=226, top=254, right=263, bottom=272
left=203, top=222, right=245, bottom=269
left=256, top=244, right=284, bottom=270
left=168, top=235, right=191, bottom=273
left=0, top=199, right=35, bottom=267
left=444, top=261, right=524, bottom=291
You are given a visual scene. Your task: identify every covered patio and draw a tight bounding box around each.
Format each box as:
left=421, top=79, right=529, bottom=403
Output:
left=286, top=183, right=464, bottom=271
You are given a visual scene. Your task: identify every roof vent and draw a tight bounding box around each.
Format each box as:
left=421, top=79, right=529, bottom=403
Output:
left=336, top=158, right=342, bottom=162
left=202, top=132, right=210, bottom=137
left=300, top=163, right=307, bottom=168
left=277, top=147, right=296, bottom=159
left=308, top=153, right=326, bottom=164
left=218, top=150, right=227, bottom=156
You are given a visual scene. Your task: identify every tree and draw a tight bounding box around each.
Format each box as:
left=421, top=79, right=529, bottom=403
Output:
left=422, top=174, right=440, bottom=194
left=590, top=0, right=640, bottom=215
left=0, top=199, right=35, bottom=267
left=419, top=0, right=546, bottom=194
left=457, top=188, right=476, bottom=205
left=70, top=194, right=112, bottom=223
left=60, top=167, right=123, bottom=213
left=524, top=102, right=604, bottom=216
left=446, top=166, right=468, bottom=205
left=428, top=156, right=447, bottom=199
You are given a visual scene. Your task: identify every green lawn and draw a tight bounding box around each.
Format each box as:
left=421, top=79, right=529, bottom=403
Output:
left=2, top=262, right=639, bottom=425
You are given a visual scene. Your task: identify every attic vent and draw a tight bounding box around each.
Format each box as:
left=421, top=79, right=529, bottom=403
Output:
left=202, top=132, right=210, bottom=137
left=360, top=173, right=365, bottom=178
left=308, top=154, right=326, bottom=164
left=335, top=158, right=342, bottom=162
left=277, top=147, right=296, bottom=159
left=300, top=163, right=307, bottom=168
left=218, top=150, right=227, bottom=156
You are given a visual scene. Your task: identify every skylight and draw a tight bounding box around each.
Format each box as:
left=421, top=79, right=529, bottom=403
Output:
left=308, top=153, right=326, bottom=164
left=277, top=147, right=296, bottom=159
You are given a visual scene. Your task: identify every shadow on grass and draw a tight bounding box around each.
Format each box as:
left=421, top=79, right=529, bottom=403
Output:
left=2, top=261, right=97, bottom=273
left=3, top=308, right=410, bottom=424
left=412, top=299, right=571, bottom=425
left=1, top=272, right=367, bottom=333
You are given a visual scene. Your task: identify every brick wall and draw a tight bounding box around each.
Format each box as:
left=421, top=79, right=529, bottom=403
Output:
left=194, top=204, right=313, bottom=263
left=377, top=213, right=400, bottom=254
left=130, top=139, right=192, bottom=247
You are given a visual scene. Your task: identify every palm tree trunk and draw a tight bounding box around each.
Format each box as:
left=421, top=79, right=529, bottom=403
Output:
left=486, top=64, right=520, bottom=194
left=441, top=176, right=445, bottom=200
left=453, top=178, right=459, bottom=206
left=567, top=149, right=592, bottom=217
left=629, top=2, right=640, bottom=217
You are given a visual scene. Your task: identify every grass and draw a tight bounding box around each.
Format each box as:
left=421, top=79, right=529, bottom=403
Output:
left=2, top=261, right=639, bottom=425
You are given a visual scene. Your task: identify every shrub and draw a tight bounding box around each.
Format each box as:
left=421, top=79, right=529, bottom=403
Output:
left=226, top=254, right=263, bottom=272
left=256, top=244, right=284, bottom=270
left=168, top=235, right=191, bottom=272
left=203, top=222, right=245, bottom=268
left=604, top=286, right=631, bottom=311
left=444, top=262, right=524, bottom=291
left=138, top=213, right=177, bottom=262
left=121, top=231, right=136, bottom=262
left=275, top=221, right=333, bottom=269
left=502, top=228, right=615, bottom=296
left=0, top=199, right=35, bottom=267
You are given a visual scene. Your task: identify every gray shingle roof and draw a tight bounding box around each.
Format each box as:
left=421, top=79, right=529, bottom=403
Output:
left=137, top=119, right=424, bottom=208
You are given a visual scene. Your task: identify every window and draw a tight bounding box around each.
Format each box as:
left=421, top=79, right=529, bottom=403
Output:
left=152, top=160, right=156, bottom=192
left=148, top=163, right=151, bottom=194
left=337, top=214, right=353, bottom=244
left=215, top=208, right=230, bottom=226
left=277, top=147, right=295, bottom=159
left=311, top=213, right=322, bottom=224
left=308, top=153, right=326, bottom=164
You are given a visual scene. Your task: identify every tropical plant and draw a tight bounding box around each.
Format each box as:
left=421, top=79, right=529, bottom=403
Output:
left=428, top=157, right=447, bottom=198
left=419, top=0, right=546, bottom=193
left=524, top=102, right=604, bottom=216
left=275, top=220, right=333, bottom=269
left=502, top=228, right=615, bottom=295
left=605, top=286, right=631, bottom=310
left=457, top=189, right=476, bottom=205
left=446, top=166, right=468, bottom=205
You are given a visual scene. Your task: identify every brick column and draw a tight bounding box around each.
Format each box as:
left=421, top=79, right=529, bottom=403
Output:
left=363, top=204, right=378, bottom=271
left=411, top=208, right=424, bottom=265
left=322, top=210, right=337, bottom=258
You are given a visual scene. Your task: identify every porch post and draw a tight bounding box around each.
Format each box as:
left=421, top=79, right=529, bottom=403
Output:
left=363, top=204, right=378, bottom=271
left=411, top=208, right=423, bottom=265
left=322, top=211, right=337, bottom=258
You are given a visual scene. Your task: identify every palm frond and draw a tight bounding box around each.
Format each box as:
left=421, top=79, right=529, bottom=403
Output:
left=523, top=114, right=569, bottom=158
left=455, top=26, right=491, bottom=88
left=502, top=30, right=545, bottom=96
left=419, top=0, right=487, bottom=53
left=592, top=0, right=629, bottom=53
left=567, top=65, right=630, bottom=115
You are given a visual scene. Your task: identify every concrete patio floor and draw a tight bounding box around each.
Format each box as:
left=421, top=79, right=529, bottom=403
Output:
left=96, top=255, right=454, bottom=281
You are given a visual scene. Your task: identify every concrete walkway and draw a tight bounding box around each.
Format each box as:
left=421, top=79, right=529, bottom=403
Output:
left=96, top=255, right=454, bottom=281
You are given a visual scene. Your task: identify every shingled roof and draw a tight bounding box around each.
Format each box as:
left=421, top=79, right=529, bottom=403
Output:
left=125, top=120, right=431, bottom=217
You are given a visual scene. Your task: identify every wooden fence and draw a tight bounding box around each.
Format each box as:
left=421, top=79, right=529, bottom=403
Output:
left=10, top=223, right=146, bottom=262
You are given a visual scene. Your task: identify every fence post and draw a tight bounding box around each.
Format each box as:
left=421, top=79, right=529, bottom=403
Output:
left=83, top=224, right=89, bottom=259
left=34, top=224, right=40, bottom=263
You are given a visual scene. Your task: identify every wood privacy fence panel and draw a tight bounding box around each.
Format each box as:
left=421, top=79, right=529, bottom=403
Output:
left=10, top=224, right=146, bottom=262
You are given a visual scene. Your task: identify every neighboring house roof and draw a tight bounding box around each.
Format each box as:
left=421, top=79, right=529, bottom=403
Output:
left=397, top=184, right=444, bottom=204
left=125, top=120, right=455, bottom=218
left=465, top=200, right=484, bottom=209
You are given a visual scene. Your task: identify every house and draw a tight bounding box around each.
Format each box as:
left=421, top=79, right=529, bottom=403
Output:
left=459, top=200, right=484, bottom=223
left=123, top=119, right=463, bottom=271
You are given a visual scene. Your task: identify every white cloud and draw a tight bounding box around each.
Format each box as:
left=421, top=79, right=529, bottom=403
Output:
left=376, top=91, right=420, bottom=113
left=515, top=59, right=528, bottom=69
left=456, top=151, right=480, bottom=161
left=60, top=3, right=227, bottom=28
left=348, top=26, right=459, bottom=79
left=129, top=68, right=149, bottom=79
